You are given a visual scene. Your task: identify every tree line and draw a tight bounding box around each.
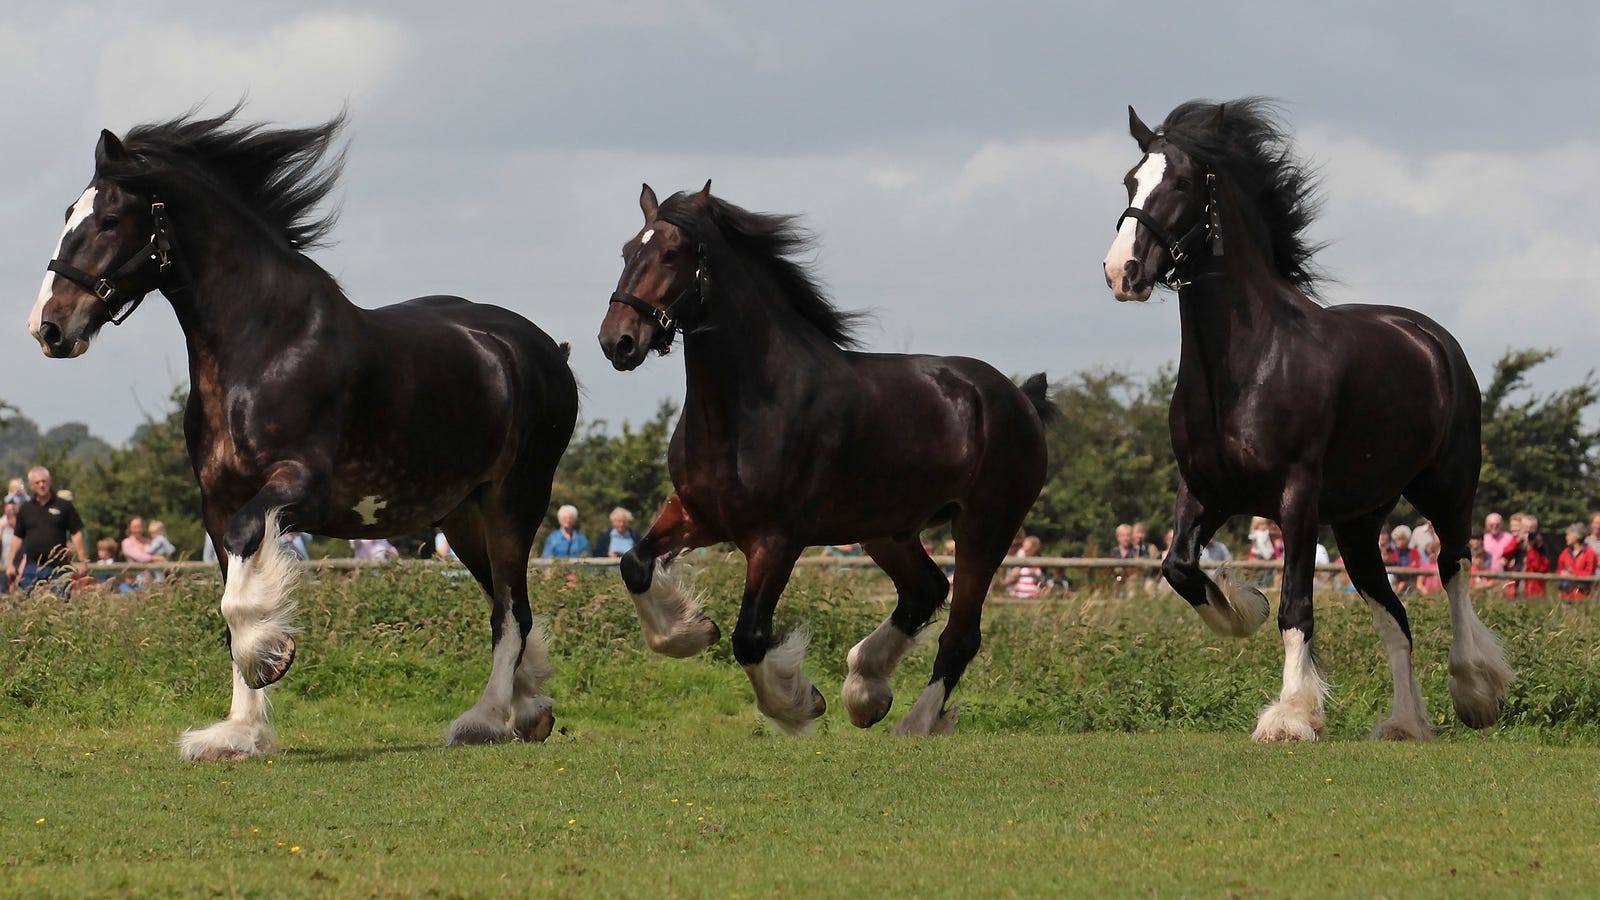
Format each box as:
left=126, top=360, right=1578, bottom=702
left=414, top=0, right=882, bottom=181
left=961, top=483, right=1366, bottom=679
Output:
left=9, top=349, right=1597, bottom=561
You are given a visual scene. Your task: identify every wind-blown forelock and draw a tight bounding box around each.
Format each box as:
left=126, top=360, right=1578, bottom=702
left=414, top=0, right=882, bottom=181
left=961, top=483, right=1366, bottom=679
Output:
left=1158, top=97, right=1326, bottom=294
left=100, top=105, right=347, bottom=250
left=657, top=191, right=866, bottom=348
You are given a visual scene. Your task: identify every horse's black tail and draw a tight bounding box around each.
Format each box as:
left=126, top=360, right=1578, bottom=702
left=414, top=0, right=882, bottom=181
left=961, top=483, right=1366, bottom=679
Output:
left=1020, top=372, right=1058, bottom=425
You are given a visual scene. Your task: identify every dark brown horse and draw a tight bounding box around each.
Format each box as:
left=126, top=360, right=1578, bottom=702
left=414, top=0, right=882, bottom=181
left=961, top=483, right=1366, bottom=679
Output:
left=598, top=183, right=1053, bottom=734
left=30, top=110, right=578, bottom=760
left=1103, top=98, right=1511, bottom=741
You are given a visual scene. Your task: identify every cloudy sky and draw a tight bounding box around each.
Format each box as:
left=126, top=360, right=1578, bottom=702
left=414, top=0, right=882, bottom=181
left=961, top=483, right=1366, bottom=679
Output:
left=5, top=2, right=1597, bottom=444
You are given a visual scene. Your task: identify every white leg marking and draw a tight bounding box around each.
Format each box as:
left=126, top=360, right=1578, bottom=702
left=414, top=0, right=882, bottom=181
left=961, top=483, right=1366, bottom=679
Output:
left=630, top=563, right=719, bottom=657
left=1253, top=628, right=1328, bottom=742
left=1362, top=593, right=1433, bottom=741
left=178, top=664, right=274, bottom=761
left=1445, top=565, right=1513, bottom=729
left=892, top=681, right=958, bottom=736
left=1103, top=152, right=1167, bottom=290
left=220, top=511, right=300, bottom=691
left=1193, top=566, right=1271, bottom=637
left=448, top=599, right=525, bottom=745
left=31, top=187, right=97, bottom=341
left=744, top=630, right=825, bottom=736
left=511, top=617, right=556, bottom=742
left=842, top=618, right=916, bottom=728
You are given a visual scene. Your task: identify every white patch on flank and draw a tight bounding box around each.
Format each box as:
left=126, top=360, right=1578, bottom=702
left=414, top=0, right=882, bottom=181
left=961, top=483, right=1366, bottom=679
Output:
left=1361, top=592, right=1432, bottom=740
left=1252, top=627, right=1329, bottom=742
left=639, top=228, right=654, bottom=245
left=1445, top=565, right=1514, bottom=728
left=744, top=630, right=824, bottom=736
left=352, top=495, right=388, bottom=525
left=31, top=187, right=97, bottom=341
left=1102, top=152, right=1167, bottom=293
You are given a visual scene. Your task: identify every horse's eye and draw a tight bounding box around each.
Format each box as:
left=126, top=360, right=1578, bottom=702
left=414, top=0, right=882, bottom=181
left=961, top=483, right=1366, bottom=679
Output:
left=100, top=215, right=120, bottom=230
left=661, top=249, right=679, bottom=263
left=1174, top=177, right=1193, bottom=192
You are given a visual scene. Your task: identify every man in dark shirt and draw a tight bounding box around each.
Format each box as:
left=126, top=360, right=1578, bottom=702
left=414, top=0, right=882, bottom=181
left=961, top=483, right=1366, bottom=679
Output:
left=7, top=467, right=87, bottom=592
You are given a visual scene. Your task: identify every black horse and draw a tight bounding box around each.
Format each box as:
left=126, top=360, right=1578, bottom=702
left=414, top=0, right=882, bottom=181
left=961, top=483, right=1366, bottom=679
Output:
left=30, top=110, right=578, bottom=760
left=598, top=183, right=1053, bottom=735
left=1102, top=99, right=1511, bottom=742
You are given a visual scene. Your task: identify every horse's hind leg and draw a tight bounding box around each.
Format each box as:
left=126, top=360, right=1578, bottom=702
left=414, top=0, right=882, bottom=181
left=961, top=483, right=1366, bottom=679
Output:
left=1163, top=481, right=1269, bottom=638
left=619, top=493, right=720, bottom=657
left=1334, top=512, right=1432, bottom=741
left=731, top=539, right=824, bottom=735
left=1406, top=471, right=1512, bottom=729
left=444, top=500, right=553, bottom=745
left=843, top=538, right=947, bottom=728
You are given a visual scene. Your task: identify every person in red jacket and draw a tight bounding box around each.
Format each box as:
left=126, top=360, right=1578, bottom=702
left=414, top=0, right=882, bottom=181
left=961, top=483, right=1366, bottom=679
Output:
left=1556, top=523, right=1598, bottom=602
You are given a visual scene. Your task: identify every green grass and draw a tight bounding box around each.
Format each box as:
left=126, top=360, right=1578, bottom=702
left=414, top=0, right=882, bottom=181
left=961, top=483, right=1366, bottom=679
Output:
left=5, top=564, right=1600, bottom=896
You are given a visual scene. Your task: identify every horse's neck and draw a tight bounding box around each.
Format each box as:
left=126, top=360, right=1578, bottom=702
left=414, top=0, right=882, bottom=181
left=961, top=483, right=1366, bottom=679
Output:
left=165, top=208, right=349, bottom=375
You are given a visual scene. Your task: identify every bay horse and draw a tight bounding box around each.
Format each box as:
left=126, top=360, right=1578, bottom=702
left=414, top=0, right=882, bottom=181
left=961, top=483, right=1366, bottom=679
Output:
left=1102, top=98, right=1511, bottom=741
left=597, top=183, right=1053, bottom=735
left=29, top=110, right=578, bottom=760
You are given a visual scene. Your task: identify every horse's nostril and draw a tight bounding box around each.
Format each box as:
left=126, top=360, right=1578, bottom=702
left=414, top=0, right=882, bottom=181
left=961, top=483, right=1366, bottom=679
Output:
left=615, top=334, right=636, bottom=358
left=38, top=321, right=62, bottom=346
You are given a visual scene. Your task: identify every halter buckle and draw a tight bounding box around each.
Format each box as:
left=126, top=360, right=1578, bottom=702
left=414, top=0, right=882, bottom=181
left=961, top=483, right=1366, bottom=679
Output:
left=93, top=281, right=116, bottom=302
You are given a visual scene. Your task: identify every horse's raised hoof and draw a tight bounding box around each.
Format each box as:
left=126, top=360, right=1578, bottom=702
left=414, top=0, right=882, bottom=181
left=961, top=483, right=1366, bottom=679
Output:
left=514, top=698, right=556, bottom=743
left=842, top=673, right=894, bottom=728
left=1372, top=717, right=1435, bottom=742
left=1199, top=571, right=1271, bottom=637
left=238, top=637, right=297, bottom=691
left=646, top=615, right=721, bottom=658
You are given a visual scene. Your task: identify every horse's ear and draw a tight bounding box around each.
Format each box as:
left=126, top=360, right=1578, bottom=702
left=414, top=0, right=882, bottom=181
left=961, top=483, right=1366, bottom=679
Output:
left=640, top=183, right=659, bottom=222
left=693, top=179, right=712, bottom=207
left=1209, top=103, right=1227, bottom=130
left=1128, top=107, right=1155, bottom=152
left=95, top=129, right=128, bottom=170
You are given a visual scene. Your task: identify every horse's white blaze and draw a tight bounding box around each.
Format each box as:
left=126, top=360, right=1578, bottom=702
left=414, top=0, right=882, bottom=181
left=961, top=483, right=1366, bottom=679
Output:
left=1362, top=592, right=1432, bottom=740
left=639, top=228, right=654, bottom=244
left=1103, top=153, right=1166, bottom=297
left=1252, top=627, right=1328, bottom=742
left=178, top=664, right=273, bottom=761
left=744, top=630, right=822, bottom=736
left=1445, top=565, right=1514, bottom=728
left=31, top=187, right=97, bottom=341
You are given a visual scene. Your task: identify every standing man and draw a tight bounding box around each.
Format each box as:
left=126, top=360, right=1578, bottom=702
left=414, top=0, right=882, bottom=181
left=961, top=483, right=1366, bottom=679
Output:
left=7, top=467, right=88, bottom=592
left=1482, top=512, right=1514, bottom=573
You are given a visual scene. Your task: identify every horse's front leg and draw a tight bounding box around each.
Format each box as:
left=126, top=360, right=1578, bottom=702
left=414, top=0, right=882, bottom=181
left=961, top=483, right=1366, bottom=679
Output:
left=179, top=462, right=328, bottom=761
left=1253, top=478, right=1329, bottom=742
left=731, top=538, right=822, bottom=735
left=1163, top=480, right=1269, bottom=637
left=619, top=493, right=720, bottom=657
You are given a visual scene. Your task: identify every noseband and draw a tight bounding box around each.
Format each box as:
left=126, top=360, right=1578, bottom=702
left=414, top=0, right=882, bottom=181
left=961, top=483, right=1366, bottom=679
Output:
left=1115, top=172, right=1225, bottom=290
left=46, top=199, right=177, bottom=326
left=608, top=239, right=710, bottom=355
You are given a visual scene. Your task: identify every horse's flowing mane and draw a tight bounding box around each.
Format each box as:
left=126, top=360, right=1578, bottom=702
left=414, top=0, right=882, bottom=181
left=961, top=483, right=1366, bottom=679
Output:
left=658, top=192, right=866, bottom=349
left=1159, top=98, right=1326, bottom=293
left=100, top=105, right=346, bottom=250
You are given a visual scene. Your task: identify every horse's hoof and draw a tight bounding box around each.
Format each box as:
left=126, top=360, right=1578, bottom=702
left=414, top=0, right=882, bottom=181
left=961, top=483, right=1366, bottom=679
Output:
left=514, top=701, right=556, bottom=743
left=447, top=714, right=513, bottom=746
left=808, top=684, right=827, bottom=719
left=239, top=638, right=296, bottom=690
left=1371, top=718, right=1434, bottom=742
left=842, top=674, right=893, bottom=728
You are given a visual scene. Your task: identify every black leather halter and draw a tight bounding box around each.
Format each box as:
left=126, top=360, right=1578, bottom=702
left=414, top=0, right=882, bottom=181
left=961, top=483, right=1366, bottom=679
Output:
left=46, top=199, right=176, bottom=326
left=607, top=238, right=710, bottom=355
left=1115, top=172, right=1225, bottom=290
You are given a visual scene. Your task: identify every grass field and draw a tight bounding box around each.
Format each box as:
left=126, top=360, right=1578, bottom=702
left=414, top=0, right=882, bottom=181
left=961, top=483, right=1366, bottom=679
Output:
left=5, top=563, right=1600, bottom=896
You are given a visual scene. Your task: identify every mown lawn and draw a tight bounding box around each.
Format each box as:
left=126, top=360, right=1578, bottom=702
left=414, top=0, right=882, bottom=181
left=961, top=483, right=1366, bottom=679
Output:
left=4, top=563, right=1600, bottom=896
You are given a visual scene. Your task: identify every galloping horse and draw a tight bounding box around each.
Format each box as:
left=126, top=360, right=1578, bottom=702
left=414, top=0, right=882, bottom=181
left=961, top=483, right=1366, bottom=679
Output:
left=30, top=110, right=578, bottom=760
left=598, top=183, right=1053, bottom=734
left=1102, top=99, right=1511, bottom=741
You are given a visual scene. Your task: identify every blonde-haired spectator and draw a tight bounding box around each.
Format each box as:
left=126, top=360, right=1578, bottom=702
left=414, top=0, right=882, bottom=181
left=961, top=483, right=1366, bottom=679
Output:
left=146, top=520, right=177, bottom=559
left=595, top=507, right=639, bottom=557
